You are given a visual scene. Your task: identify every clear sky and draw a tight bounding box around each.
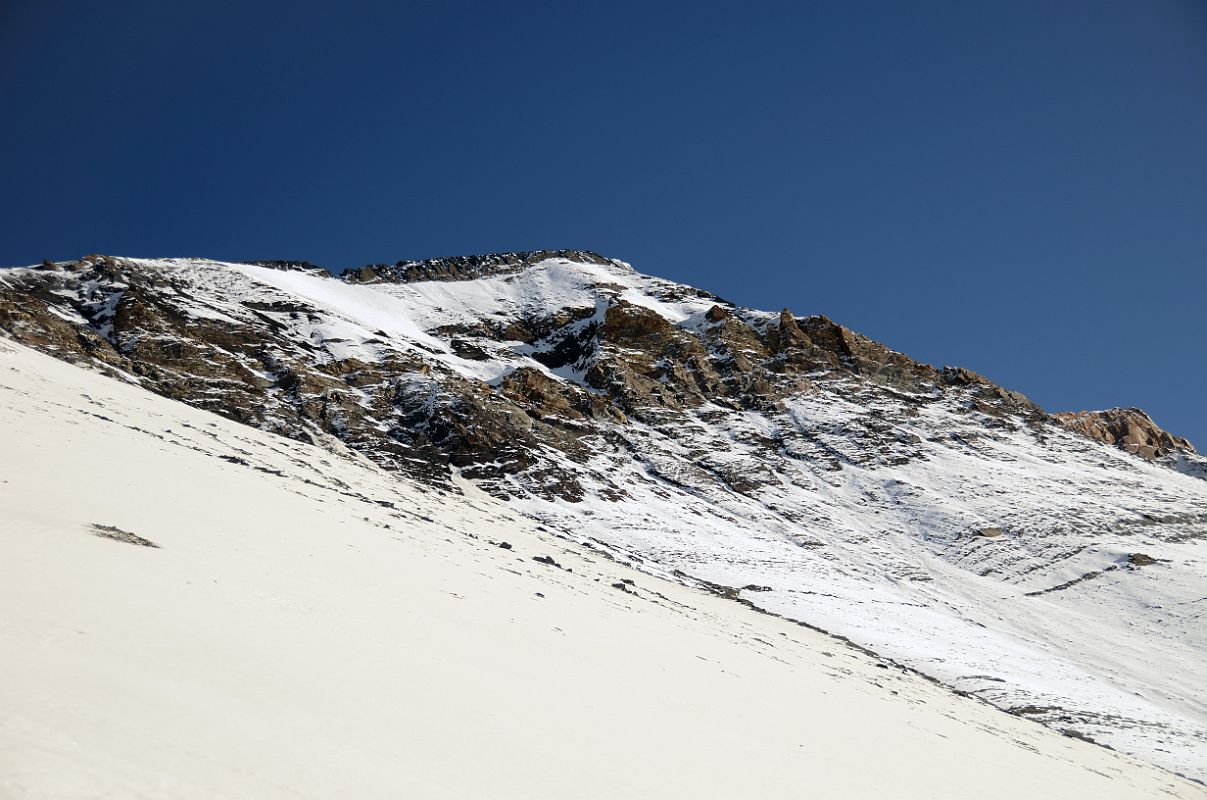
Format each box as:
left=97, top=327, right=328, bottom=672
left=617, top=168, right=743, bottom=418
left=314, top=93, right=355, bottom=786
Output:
left=2, top=1, right=1204, bottom=446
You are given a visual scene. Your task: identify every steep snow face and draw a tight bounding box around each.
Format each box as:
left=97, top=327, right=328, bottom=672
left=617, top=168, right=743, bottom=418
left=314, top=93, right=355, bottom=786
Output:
left=9, top=339, right=1203, bottom=799
left=1, top=253, right=1205, bottom=783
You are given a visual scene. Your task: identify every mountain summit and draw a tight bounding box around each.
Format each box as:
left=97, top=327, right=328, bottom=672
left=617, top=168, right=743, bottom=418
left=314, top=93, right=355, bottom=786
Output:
left=2, top=252, right=1205, bottom=780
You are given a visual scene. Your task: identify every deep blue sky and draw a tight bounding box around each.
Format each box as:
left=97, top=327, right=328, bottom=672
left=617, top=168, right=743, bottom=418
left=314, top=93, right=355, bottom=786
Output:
left=2, top=1, right=1205, bottom=446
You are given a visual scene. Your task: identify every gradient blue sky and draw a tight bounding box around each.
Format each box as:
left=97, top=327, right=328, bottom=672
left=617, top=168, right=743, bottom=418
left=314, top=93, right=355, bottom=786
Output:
left=2, top=1, right=1204, bottom=445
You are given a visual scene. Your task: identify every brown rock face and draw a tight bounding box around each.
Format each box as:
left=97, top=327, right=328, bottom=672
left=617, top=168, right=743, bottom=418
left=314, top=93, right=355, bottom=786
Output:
left=600, top=300, right=676, bottom=343
left=765, top=310, right=943, bottom=393
left=940, top=367, right=1040, bottom=417
left=1052, top=408, right=1196, bottom=460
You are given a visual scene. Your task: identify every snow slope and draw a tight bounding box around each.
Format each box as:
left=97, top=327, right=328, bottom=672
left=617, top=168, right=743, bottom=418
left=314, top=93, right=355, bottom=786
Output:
left=2, top=253, right=1205, bottom=785
left=1, top=338, right=1201, bottom=798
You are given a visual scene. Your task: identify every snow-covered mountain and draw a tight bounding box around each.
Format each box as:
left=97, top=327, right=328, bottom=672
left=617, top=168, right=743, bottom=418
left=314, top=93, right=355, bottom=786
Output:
left=2, top=252, right=1205, bottom=783
left=6, top=338, right=1201, bottom=799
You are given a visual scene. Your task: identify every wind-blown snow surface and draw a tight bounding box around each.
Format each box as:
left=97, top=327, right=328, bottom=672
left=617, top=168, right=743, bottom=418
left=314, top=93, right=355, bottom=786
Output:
left=5, top=340, right=1199, bottom=798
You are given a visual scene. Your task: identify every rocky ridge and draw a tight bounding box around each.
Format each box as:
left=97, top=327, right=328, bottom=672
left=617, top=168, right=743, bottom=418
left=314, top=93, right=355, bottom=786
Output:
left=1053, top=407, right=1196, bottom=461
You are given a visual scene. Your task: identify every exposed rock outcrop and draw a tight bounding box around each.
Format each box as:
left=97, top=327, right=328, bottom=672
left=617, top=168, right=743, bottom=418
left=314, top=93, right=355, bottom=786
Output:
left=1053, top=407, right=1196, bottom=461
